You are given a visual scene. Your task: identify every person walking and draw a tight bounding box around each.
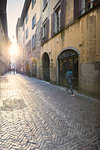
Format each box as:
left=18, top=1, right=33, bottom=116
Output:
left=65, top=68, right=75, bottom=96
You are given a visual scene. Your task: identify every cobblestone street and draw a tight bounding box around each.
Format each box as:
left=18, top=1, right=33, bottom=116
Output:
left=0, top=73, right=100, bottom=150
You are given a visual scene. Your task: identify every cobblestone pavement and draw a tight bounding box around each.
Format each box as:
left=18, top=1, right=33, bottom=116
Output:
left=0, top=73, right=100, bottom=150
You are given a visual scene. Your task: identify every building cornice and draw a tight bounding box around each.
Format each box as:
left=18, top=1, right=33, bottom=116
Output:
left=21, top=0, right=31, bottom=24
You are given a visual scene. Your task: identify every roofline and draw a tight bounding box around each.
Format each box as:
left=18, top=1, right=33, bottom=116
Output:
left=21, top=0, right=31, bottom=24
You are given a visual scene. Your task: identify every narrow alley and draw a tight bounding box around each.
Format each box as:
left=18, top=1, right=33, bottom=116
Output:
left=0, top=73, right=100, bottom=150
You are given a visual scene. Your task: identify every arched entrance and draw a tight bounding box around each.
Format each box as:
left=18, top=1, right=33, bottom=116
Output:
left=42, top=52, right=50, bottom=82
left=58, top=49, right=78, bottom=89
left=25, top=61, right=30, bottom=76
left=32, top=59, right=37, bottom=77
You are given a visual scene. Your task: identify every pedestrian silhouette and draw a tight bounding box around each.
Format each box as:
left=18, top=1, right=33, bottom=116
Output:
left=65, top=67, right=75, bottom=96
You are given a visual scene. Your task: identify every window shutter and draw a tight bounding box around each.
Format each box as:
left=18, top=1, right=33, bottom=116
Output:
left=41, top=27, right=43, bottom=44
left=35, top=14, right=36, bottom=25
left=74, top=0, right=81, bottom=19
left=51, top=12, right=55, bottom=37
left=60, top=0, right=66, bottom=30
left=93, top=0, right=100, bottom=7
left=34, top=34, right=36, bottom=48
left=46, top=19, right=49, bottom=41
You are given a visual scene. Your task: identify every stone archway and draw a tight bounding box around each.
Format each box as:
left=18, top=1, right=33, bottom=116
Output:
left=58, top=49, right=78, bottom=89
left=42, top=52, right=50, bottom=82
left=32, top=59, right=37, bottom=77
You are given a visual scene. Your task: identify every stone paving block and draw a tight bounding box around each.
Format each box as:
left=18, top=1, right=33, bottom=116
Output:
left=0, top=74, right=100, bottom=150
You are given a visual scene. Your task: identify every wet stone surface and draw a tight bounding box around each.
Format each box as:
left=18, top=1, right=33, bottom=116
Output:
left=0, top=73, right=100, bottom=150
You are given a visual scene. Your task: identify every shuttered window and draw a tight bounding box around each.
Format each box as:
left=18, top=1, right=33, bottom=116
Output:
left=32, top=14, right=36, bottom=29
left=26, top=28, right=28, bottom=39
left=32, top=0, right=36, bottom=9
left=74, top=0, right=100, bottom=18
left=26, top=11, right=28, bottom=24
left=74, top=0, right=80, bottom=19
left=32, top=34, right=36, bottom=50
left=42, top=24, right=46, bottom=38
left=55, top=8, right=61, bottom=33
left=23, top=23, right=24, bottom=31
left=25, top=40, right=31, bottom=54
left=60, top=0, right=66, bottom=30
left=51, top=0, right=66, bottom=37
left=41, top=18, right=49, bottom=44
left=51, top=12, right=55, bottom=37
left=43, top=0, right=47, bottom=10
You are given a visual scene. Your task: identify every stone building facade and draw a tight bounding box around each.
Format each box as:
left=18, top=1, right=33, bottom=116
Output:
left=0, top=18, right=6, bottom=75
left=40, top=0, right=100, bottom=99
left=17, top=0, right=42, bottom=78
left=17, top=0, right=100, bottom=99
left=16, top=18, right=24, bottom=73
left=0, top=0, right=9, bottom=75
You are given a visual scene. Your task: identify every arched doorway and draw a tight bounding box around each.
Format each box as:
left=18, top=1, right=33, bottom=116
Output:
left=42, top=53, right=50, bottom=82
left=25, top=61, right=30, bottom=76
left=32, top=59, right=37, bottom=77
left=58, top=50, right=78, bottom=89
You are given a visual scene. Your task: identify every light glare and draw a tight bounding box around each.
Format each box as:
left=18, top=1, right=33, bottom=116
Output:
left=9, top=42, right=19, bottom=57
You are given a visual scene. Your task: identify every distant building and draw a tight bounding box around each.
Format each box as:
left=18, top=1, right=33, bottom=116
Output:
left=0, top=0, right=9, bottom=75
left=16, top=0, right=41, bottom=77
left=16, top=18, right=24, bottom=73
left=16, top=0, right=100, bottom=99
